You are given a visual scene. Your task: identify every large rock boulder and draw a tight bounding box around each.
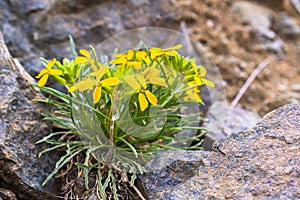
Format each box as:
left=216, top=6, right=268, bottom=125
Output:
left=0, top=32, right=59, bottom=199
left=140, top=103, right=300, bottom=199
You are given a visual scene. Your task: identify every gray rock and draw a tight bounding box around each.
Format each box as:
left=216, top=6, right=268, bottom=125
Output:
left=0, top=32, right=59, bottom=199
left=0, top=188, right=17, bottom=200
left=139, top=103, right=300, bottom=199
left=0, top=0, right=43, bottom=77
left=232, top=1, right=276, bottom=38
left=202, top=101, right=261, bottom=150
left=260, top=37, right=284, bottom=53
left=231, top=1, right=285, bottom=53
left=274, top=13, right=300, bottom=37
left=8, top=0, right=49, bottom=15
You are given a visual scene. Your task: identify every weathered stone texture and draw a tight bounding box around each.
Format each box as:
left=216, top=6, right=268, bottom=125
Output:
left=140, top=103, right=300, bottom=199
left=0, top=32, right=58, bottom=199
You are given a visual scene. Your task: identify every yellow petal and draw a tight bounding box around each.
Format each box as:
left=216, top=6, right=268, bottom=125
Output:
left=142, top=67, right=151, bottom=77
left=199, top=66, right=207, bottom=76
left=110, top=56, right=127, bottom=65
left=202, top=79, right=215, bottom=87
left=74, top=78, right=96, bottom=91
left=164, top=51, right=179, bottom=57
left=149, top=47, right=162, bottom=53
left=123, top=75, right=140, bottom=90
left=50, top=69, right=63, bottom=76
left=90, top=65, right=109, bottom=81
left=164, top=44, right=182, bottom=51
left=91, top=63, right=98, bottom=72
left=35, top=69, right=48, bottom=78
left=150, top=50, right=163, bottom=58
left=136, top=74, right=146, bottom=86
left=127, top=61, right=141, bottom=67
left=143, top=66, right=160, bottom=79
left=93, top=86, right=102, bottom=104
left=37, top=74, right=49, bottom=86
left=145, top=90, right=157, bottom=105
left=194, top=92, right=203, bottom=103
left=126, top=50, right=135, bottom=60
left=79, top=49, right=90, bottom=58
left=68, top=85, right=75, bottom=92
left=101, top=77, right=119, bottom=86
left=46, top=59, right=57, bottom=70
left=184, top=89, right=193, bottom=101
left=138, top=93, right=148, bottom=111
left=194, top=76, right=202, bottom=85
left=142, top=56, right=151, bottom=64
left=135, top=51, right=148, bottom=60
left=148, top=77, right=166, bottom=87
left=75, top=56, right=87, bottom=64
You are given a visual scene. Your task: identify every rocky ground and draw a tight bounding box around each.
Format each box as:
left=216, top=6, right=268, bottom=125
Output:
left=140, top=103, right=300, bottom=199
left=185, top=0, right=300, bottom=115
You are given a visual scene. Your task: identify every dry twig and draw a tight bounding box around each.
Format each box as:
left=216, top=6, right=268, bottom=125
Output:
left=231, top=55, right=282, bottom=107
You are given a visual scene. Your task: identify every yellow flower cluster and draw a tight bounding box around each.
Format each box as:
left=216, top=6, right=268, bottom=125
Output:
left=123, top=66, right=166, bottom=111
left=35, top=44, right=214, bottom=112
left=35, top=59, right=65, bottom=86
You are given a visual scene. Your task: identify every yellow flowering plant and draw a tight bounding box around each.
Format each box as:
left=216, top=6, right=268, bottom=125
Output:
left=34, top=38, right=214, bottom=199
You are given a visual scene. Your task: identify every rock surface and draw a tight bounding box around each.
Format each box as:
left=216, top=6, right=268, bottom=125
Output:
left=273, top=13, right=300, bottom=37
left=231, top=1, right=285, bottom=53
left=0, top=32, right=59, bottom=199
left=0, top=0, right=194, bottom=79
left=140, top=103, right=300, bottom=199
left=0, top=188, right=17, bottom=200
left=231, top=1, right=275, bottom=38
left=202, top=101, right=261, bottom=150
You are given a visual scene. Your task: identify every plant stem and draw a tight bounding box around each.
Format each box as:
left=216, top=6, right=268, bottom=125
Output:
left=106, top=120, right=114, bottom=166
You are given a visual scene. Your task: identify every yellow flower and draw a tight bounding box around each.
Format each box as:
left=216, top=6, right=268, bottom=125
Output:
left=35, top=59, right=65, bottom=86
left=141, top=66, right=166, bottom=87
left=75, top=49, right=98, bottom=71
left=123, top=75, right=156, bottom=112
left=69, top=65, right=119, bottom=104
left=110, top=49, right=151, bottom=68
left=123, top=67, right=166, bottom=111
left=186, top=64, right=215, bottom=87
left=184, top=82, right=203, bottom=103
left=149, top=44, right=182, bottom=59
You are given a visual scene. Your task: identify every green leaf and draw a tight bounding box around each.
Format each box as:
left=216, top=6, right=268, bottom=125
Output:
left=130, top=172, right=137, bottom=187
left=36, top=132, right=67, bottom=144
left=116, top=137, right=138, bottom=158
left=69, top=35, right=77, bottom=58
left=97, top=169, right=107, bottom=200
left=42, top=145, right=87, bottom=186
left=38, top=143, right=66, bottom=158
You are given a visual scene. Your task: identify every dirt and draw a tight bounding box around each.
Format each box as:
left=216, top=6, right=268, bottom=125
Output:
left=183, top=0, right=300, bottom=116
